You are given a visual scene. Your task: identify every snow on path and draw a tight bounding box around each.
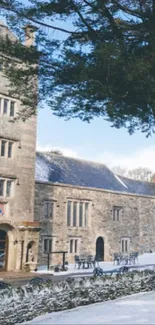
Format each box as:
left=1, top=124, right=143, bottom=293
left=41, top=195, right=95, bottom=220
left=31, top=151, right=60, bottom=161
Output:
left=35, top=253, right=155, bottom=276
left=21, top=291, right=155, bottom=324
left=36, top=261, right=120, bottom=275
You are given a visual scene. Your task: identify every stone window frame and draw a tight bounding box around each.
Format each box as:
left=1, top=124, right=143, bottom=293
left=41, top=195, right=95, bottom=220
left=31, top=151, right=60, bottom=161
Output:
left=67, top=199, right=91, bottom=228
left=112, top=206, right=123, bottom=221
left=43, top=200, right=55, bottom=220
left=121, top=237, right=130, bottom=253
left=0, top=96, right=16, bottom=117
left=0, top=178, right=14, bottom=197
left=69, top=237, right=81, bottom=254
left=0, top=138, right=14, bottom=158
left=10, top=100, right=15, bottom=117
left=43, top=238, right=52, bottom=253
left=42, top=236, right=56, bottom=254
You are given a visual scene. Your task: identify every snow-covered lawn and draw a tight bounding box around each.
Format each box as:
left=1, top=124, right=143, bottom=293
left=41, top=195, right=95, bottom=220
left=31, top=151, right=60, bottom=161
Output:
left=21, top=291, right=155, bottom=324
left=35, top=252, right=155, bottom=276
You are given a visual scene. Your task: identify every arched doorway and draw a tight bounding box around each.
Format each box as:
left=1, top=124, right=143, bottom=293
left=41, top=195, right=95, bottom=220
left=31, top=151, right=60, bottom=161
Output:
left=0, top=230, right=8, bottom=271
left=96, top=237, right=104, bottom=261
left=26, top=241, right=36, bottom=263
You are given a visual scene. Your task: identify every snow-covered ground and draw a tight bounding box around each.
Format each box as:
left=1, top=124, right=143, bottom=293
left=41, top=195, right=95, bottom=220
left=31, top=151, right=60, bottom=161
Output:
left=35, top=252, right=155, bottom=276
left=21, top=291, right=155, bottom=324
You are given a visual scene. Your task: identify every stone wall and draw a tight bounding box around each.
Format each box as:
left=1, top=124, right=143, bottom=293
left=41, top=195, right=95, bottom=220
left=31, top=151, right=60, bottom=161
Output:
left=0, top=22, right=37, bottom=224
left=1, top=270, right=155, bottom=324
left=0, top=97, right=37, bottom=223
left=35, top=181, right=155, bottom=265
left=0, top=22, right=39, bottom=271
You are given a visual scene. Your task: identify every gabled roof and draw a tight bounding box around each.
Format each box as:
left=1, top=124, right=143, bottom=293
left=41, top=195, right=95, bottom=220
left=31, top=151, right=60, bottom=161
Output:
left=35, top=152, right=155, bottom=197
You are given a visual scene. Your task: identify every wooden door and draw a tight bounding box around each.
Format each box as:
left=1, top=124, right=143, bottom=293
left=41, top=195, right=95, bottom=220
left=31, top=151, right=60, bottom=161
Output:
left=96, top=237, right=104, bottom=261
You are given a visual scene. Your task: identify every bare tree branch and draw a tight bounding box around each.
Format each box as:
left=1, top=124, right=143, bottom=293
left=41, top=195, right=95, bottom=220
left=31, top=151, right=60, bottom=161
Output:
left=0, top=2, right=80, bottom=35
left=112, top=0, right=143, bottom=18
left=70, top=0, right=98, bottom=39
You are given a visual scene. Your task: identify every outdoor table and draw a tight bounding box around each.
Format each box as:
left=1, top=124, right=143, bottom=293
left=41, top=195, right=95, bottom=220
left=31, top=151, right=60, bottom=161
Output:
left=46, top=251, right=68, bottom=270
left=78, top=256, right=95, bottom=269
left=114, top=252, right=139, bottom=266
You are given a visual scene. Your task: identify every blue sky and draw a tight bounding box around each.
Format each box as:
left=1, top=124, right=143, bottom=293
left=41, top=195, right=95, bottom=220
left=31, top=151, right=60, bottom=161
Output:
left=37, top=107, right=155, bottom=171
left=36, top=16, right=155, bottom=172
left=2, top=6, right=155, bottom=172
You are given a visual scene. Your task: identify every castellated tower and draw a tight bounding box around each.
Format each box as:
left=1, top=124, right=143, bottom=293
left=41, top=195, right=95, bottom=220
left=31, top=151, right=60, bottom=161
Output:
left=0, top=21, right=40, bottom=272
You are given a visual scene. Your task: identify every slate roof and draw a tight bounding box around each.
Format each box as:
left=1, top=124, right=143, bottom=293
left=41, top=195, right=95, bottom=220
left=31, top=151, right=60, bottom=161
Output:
left=35, top=152, right=155, bottom=197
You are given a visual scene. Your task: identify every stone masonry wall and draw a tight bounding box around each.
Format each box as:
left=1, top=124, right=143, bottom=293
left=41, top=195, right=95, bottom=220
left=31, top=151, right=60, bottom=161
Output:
left=0, top=23, right=37, bottom=224
left=0, top=22, right=39, bottom=271
left=0, top=96, right=37, bottom=223
left=1, top=270, right=155, bottom=324
left=35, top=181, right=155, bottom=266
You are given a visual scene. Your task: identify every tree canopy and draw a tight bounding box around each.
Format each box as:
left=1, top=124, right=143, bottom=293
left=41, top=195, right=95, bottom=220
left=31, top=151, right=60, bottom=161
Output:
left=112, top=166, right=153, bottom=181
left=1, top=0, right=155, bottom=135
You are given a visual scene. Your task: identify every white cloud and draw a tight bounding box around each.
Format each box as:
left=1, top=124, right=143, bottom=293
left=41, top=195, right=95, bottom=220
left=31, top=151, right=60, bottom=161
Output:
left=36, top=144, right=78, bottom=158
left=96, top=146, right=155, bottom=171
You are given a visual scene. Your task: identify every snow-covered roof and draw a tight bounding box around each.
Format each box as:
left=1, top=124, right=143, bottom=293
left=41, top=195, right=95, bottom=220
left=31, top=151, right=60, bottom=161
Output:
left=35, top=152, right=155, bottom=197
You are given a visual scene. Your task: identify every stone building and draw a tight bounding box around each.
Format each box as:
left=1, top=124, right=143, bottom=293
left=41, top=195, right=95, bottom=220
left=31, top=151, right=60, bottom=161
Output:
left=35, top=152, right=155, bottom=265
left=0, top=22, right=40, bottom=272
left=1, top=22, right=155, bottom=272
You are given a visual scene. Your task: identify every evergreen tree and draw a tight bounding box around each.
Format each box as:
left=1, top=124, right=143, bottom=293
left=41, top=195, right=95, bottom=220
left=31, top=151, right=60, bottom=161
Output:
left=0, top=0, right=155, bottom=135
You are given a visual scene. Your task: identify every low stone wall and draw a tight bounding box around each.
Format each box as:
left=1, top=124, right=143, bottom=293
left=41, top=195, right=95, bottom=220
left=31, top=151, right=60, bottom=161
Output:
left=1, top=271, right=155, bottom=325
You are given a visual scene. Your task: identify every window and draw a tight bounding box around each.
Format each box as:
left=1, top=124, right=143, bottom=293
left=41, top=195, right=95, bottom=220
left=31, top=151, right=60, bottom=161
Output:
left=121, top=238, right=130, bottom=253
left=67, top=201, right=71, bottom=226
left=44, top=201, right=54, bottom=218
left=0, top=98, right=16, bottom=116
left=0, top=180, right=4, bottom=196
left=67, top=200, right=90, bottom=228
left=73, top=202, right=77, bottom=226
left=69, top=239, right=79, bottom=253
left=1, top=140, right=6, bottom=157
left=70, top=239, right=73, bottom=253
left=8, top=142, right=13, bottom=158
left=6, top=180, right=12, bottom=197
left=0, top=140, right=14, bottom=158
left=113, top=206, right=122, bottom=221
left=0, top=178, right=14, bottom=197
left=84, top=203, right=89, bottom=227
left=10, top=101, right=15, bottom=117
left=44, top=238, right=52, bottom=253
left=79, top=202, right=83, bottom=227
left=3, top=99, right=9, bottom=114
left=75, top=239, right=78, bottom=253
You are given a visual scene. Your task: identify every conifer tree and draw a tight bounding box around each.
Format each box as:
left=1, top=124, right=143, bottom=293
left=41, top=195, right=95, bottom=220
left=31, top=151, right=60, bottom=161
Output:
left=0, top=0, right=155, bottom=135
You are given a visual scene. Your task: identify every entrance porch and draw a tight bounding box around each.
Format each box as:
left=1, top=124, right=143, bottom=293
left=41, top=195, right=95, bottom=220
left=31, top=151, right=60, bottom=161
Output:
left=0, top=221, right=40, bottom=272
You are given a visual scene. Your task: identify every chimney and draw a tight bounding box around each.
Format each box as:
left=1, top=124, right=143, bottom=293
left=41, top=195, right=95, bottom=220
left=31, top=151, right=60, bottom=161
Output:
left=23, top=24, right=37, bottom=47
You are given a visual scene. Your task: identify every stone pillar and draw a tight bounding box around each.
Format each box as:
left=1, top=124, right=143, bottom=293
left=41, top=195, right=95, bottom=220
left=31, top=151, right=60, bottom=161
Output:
left=15, top=240, right=22, bottom=271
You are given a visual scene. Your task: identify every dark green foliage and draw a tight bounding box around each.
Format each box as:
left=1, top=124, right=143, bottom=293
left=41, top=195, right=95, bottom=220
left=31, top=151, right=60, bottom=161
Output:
left=1, top=1, right=155, bottom=134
